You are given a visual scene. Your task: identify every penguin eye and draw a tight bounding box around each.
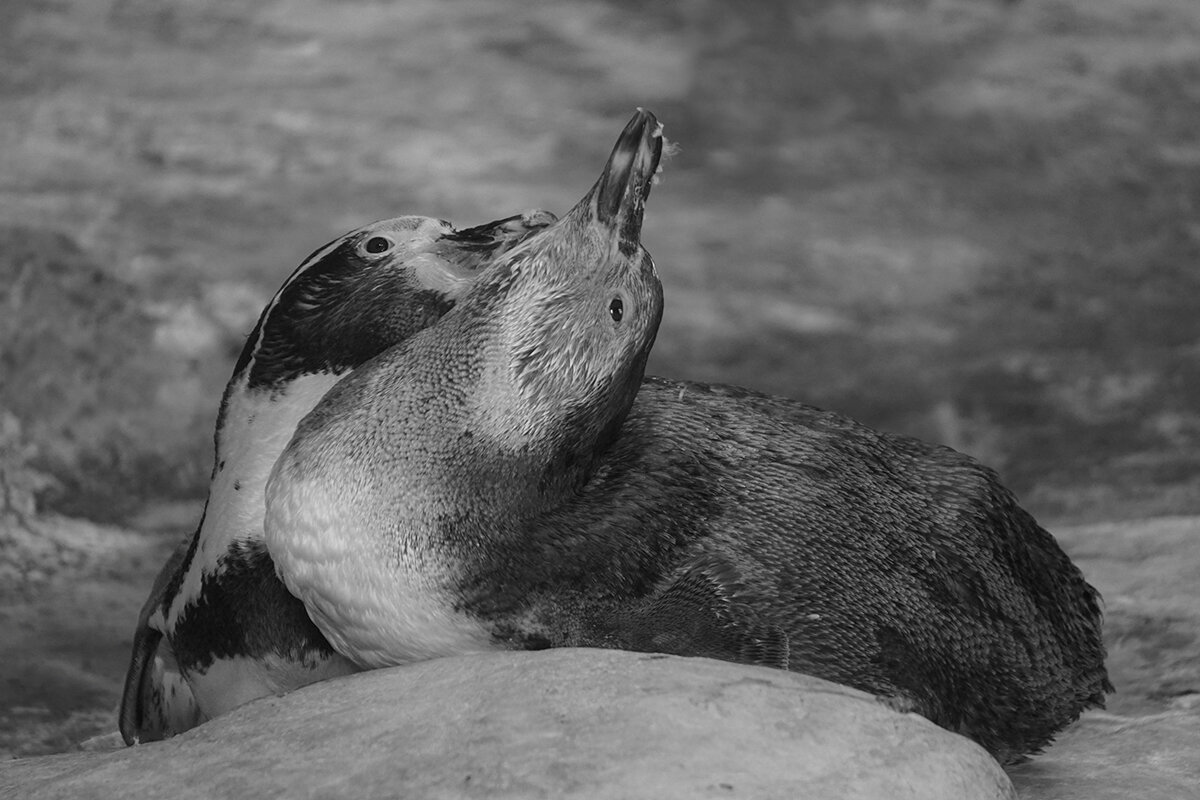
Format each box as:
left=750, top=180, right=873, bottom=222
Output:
left=364, top=236, right=393, bottom=255
left=609, top=297, right=624, bottom=323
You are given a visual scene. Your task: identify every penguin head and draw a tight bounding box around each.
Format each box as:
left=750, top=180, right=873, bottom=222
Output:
left=233, top=213, right=555, bottom=394
left=465, top=109, right=666, bottom=463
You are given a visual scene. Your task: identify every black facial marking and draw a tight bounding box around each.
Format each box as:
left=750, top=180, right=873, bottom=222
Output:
left=243, top=239, right=457, bottom=391
left=228, top=235, right=343, bottom=382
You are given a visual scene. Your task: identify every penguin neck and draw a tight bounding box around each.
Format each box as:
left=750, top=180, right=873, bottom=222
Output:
left=165, top=368, right=345, bottom=628
left=354, top=320, right=613, bottom=552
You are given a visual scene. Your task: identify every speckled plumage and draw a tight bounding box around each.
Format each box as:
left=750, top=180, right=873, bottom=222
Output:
left=482, top=377, right=1109, bottom=762
left=264, top=109, right=1108, bottom=764
left=118, top=211, right=556, bottom=744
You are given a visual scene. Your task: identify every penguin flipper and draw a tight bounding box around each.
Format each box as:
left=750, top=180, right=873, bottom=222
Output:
left=120, top=628, right=204, bottom=744
left=621, top=554, right=792, bottom=669
left=118, top=535, right=203, bottom=744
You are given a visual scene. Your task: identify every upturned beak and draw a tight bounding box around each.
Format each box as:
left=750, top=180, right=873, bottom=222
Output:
left=570, top=108, right=664, bottom=253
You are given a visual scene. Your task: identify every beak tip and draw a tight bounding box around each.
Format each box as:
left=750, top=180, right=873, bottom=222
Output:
left=588, top=108, right=665, bottom=229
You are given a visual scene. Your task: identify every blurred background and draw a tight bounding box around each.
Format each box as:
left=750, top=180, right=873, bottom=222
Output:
left=2, top=0, right=1198, bottom=757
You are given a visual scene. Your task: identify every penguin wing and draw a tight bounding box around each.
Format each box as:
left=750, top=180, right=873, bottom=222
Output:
left=118, top=535, right=202, bottom=744
left=622, top=553, right=792, bottom=669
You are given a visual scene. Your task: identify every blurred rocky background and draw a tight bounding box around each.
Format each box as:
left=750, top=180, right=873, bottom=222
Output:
left=1, top=0, right=1198, bottom=779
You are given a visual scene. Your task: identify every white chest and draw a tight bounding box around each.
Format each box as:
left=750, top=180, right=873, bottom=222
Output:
left=263, top=465, right=497, bottom=670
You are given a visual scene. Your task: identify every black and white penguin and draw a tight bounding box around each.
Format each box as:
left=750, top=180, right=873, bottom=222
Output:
left=263, top=109, right=1109, bottom=764
left=118, top=210, right=556, bottom=744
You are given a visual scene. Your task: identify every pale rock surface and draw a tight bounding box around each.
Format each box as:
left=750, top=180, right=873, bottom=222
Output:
left=1010, top=708, right=1200, bottom=800
left=0, top=649, right=1015, bottom=800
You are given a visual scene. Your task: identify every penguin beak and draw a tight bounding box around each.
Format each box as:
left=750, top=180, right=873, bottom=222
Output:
left=441, top=210, right=560, bottom=272
left=449, top=210, right=558, bottom=247
left=572, top=108, right=664, bottom=250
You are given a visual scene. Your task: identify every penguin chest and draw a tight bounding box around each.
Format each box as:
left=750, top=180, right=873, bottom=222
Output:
left=264, top=471, right=497, bottom=670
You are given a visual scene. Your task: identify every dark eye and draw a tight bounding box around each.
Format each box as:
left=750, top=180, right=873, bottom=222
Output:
left=365, top=236, right=392, bottom=254
left=609, top=297, right=624, bottom=322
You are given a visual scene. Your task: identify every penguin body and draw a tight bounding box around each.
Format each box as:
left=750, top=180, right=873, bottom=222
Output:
left=518, top=378, right=1108, bottom=763
left=118, top=212, right=556, bottom=744
left=264, top=110, right=1108, bottom=763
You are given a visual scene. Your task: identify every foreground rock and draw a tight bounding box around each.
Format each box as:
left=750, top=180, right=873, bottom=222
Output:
left=0, top=649, right=1014, bottom=800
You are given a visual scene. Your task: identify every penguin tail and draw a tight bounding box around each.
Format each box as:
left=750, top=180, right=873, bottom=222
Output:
left=118, top=626, right=203, bottom=745
left=119, top=535, right=204, bottom=744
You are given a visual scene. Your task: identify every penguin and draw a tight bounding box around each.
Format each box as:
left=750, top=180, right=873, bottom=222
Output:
left=263, top=108, right=1109, bottom=764
left=118, top=210, right=557, bottom=744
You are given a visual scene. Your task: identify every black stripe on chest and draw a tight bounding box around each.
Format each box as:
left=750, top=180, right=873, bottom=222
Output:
left=170, top=540, right=336, bottom=672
